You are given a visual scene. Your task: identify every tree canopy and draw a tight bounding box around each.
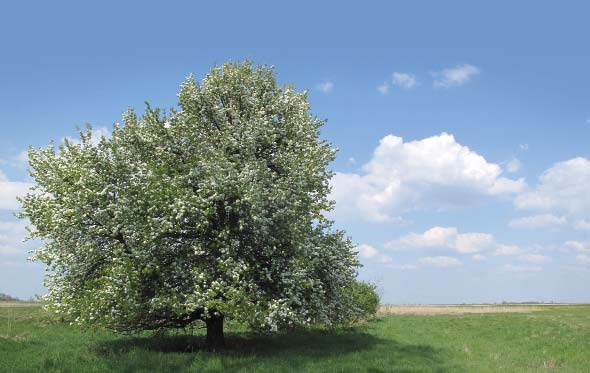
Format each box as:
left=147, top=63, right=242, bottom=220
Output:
left=20, top=61, right=360, bottom=349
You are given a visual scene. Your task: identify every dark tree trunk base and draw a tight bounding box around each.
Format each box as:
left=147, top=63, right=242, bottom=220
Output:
left=205, top=314, right=225, bottom=351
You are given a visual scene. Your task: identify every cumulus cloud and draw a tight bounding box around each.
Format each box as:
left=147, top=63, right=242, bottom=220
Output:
left=501, top=264, right=542, bottom=273
left=506, top=157, right=522, bottom=173
left=0, top=221, right=34, bottom=255
left=386, top=226, right=494, bottom=254
left=517, top=254, right=551, bottom=264
left=387, top=226, right=456, bottom=249
left=515, top=157, right=590, bottom=218
left=392, top=72, right=417, bottom=89
left=432, top=64, right=480, bottom=88
left=64, top=126, right=111, bottom=147
left=330, top=133, right=525, bottom=222
left=355, top=244, right=395, bottom=265
left=316, top=81, right=334, bottom=93
left=354, top=244, right=418, bottom=269
left=455, top=233, right=496, bottom=254
left=418, top=256, right=462, bottom=267
left=0, top=150, right=29, bottom=169
left=564, top=241, right=590, bottom=252
left=356, top=244, right=379, bottom=259
left=493, top=244, right=521, bottom=256
left=0, top=170, right=33, bottom=210
left=386, top=226, right=523, bottom=260
left=574, top=220, right=590, bottom=231
left=471, top=254, right=487, bottom=261
left=376, top=83, right=390, bottom=94
left=508, top=214, right=567, bottom=229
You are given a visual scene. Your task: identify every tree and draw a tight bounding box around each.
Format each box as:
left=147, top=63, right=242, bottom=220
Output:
left=343, top=281, right=380, bottom=322
left=0, top=293, right=20, bottom=302
left=20, top=61, right=360, bottom=349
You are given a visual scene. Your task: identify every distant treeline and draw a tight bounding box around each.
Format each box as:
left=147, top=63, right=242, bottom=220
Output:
left=0, top=293, right=20, bottom=301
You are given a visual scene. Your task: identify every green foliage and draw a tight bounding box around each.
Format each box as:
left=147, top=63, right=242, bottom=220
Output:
left=345, top=281, right=379, bottom=321
left=3, top=304, right=590, bottom=372
left=19, top=61, right=360, bottom=335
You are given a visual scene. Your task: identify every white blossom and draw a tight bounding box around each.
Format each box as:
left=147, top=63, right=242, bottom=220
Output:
left=20, top=61, right=360, bottom=335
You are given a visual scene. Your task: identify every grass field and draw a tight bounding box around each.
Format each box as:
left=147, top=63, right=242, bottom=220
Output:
left=1, top=303, right=590, bottom=372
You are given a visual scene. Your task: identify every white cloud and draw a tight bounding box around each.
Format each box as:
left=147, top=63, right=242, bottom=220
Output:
left=493, top=244, right=521, bottom=256
left=564, top=241, right=590, bottom=252
left=0, top=246, right=24, bottom=255
left=386, top=226, right=494, bottom=254
left=356, top=244, right=379, bottom=259
left=576, top=254, right=590, bottom=266
left=64, top=126, right=111, bottom=147
left=354, top=244, right=422, bottom=270
left=355, top=244, right=396, bottom=268
left=0, top=221, right=35, bottom=255
left=0, top=150, right=29, bottom=169
left=330, top=133, right=525, bottom=222
left=0, top=221, right=28, bottom=234
left=502, top=264, right=542, bottom=273
left=0, top=171, right=33, bottom=210
left=508, top=214, right=567, bottom=229
left=316, top=81, right=334, bottom=93
left=519, top=144, right=529, bottom=151
left=388, top=226, right=457, bottom=249
left=515, top=157, right=590, bottom=218
left=376, top=83, right=390, bottom=94
left=506, top=157, right=522, bottom=173
left=378, top=255, right=394, bottom=265
left=455, top=233, right=495, bottom=253
left=330, top=172, right=392, bottom=222
left=15, top=151, right=28, bottom=167
left=387, top=226, right=523, bottom=260
left=574, top=220, right=590, bottom=231
left=472, top=254, right=487, bottom=261
left=432, top=64, right=480, bottom=88
left=392, top=72, right=417, bottom=89
left=418, top=256, right=462, bottom=267
left=347, top=157, right=357, bottom=165
left=518, top=254, right=551, bottom=264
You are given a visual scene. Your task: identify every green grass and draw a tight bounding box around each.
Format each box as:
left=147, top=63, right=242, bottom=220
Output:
left=1, top=304, right=590, bottom=372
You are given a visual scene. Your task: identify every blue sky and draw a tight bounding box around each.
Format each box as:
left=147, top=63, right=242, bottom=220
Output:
left=1, top=1, right=589, bottom=303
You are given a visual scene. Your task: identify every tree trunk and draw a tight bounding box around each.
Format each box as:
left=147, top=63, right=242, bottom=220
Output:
left=205, top=314, right=225, bottom=350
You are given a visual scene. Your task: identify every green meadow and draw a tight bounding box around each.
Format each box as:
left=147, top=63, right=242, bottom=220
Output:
left=1, top=303, right=589, bottom=372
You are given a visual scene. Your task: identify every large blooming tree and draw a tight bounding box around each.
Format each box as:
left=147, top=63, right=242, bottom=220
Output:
left=20, top=62, right=360, bottom=349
